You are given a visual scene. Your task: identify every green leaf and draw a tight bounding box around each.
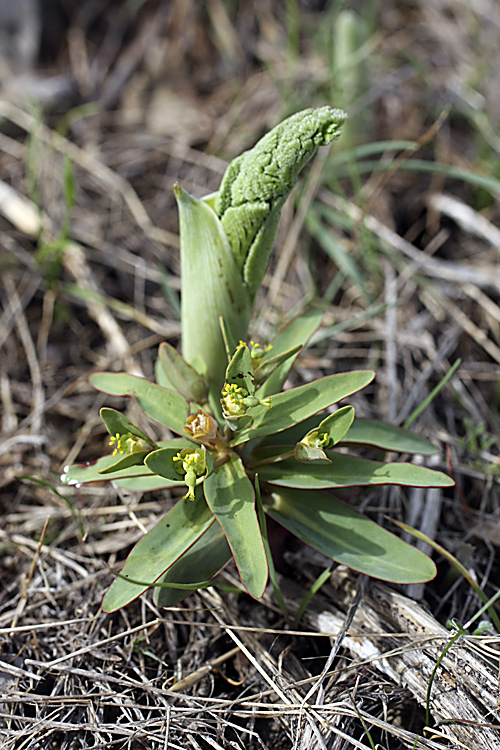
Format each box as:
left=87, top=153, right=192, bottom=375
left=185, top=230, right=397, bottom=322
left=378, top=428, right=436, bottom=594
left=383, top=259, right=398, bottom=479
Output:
left=256, top=416, right=439, bottom=456
left=145, top=446, right=214, bottom=482
left=154, top=523, right=231, bottom=607
left=229, top=370, right=375, bottom=446
left=204, top=453, right=268, bottom=598
left=225, top=342, right=255, bottom=394
left=265, top=488, right=436, bottom=584
left=341, top=418, right=439, bottom=455
left=257, top=308, right=324, bottom=398
left=254, top=344, right=302, bottom=386
left=114, top=475, right=183, bottom=492
left=90, top=372, right=190, bottom=436
left=294, top=407, right=355, bottom=462
left=155, top=355, right=174, bottom=389
left=62, top=454, right=154, bottom=485
left=100, top=408, right=155, bottom=446
left=102, top=492, right=216, bottom=612
left=157, top=342, right=209, bottom=404
left=98, top=450, right=150, bottom=475
left=219, top=316, right=237, bottom=365
left=62, top=438, right=193, bottom=486
left=175, top=184, right=251, bottom=392
left=256, top=452, right=455, bottom=489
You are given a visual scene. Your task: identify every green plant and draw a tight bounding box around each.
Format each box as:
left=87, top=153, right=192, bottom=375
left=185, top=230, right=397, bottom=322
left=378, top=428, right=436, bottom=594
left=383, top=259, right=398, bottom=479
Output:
left=61, top=107, right=454, bottom=613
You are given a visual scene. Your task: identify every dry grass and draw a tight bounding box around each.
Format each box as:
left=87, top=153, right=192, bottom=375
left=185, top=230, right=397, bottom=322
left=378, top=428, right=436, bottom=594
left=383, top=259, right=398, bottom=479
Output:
left=1, top=2, right=500, bottom=748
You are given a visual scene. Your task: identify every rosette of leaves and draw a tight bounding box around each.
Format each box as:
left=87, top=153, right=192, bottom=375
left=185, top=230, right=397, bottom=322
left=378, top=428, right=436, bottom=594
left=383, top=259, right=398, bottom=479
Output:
left=62, top=107, right=454, bottom=612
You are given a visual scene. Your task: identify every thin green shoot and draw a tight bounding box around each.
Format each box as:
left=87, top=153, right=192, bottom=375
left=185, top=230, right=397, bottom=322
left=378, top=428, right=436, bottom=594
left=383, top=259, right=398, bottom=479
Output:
left=312, top=302, right=393, bottom=343
left=403, top=358, right=462, bottom=429
left=349, top=690, right=377, bottom=750
left=292, top=566, right=332, bottom=629
left=391, top=518, right=500, bottom=633
left=424, top=588, right=500, bottom=730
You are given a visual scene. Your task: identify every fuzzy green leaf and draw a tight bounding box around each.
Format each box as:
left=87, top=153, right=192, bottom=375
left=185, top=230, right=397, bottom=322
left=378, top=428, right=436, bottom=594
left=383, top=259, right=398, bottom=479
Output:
left=102, top=492, right=216, bottom=612
left=265, top=488, right=436, bottom=584
left=214, top=107, right=346, bottom=295
left=154, top=523, right=231, bottom=607
left=229, top=370, right=375, bottom=446
left=90, top=372, right=190, bottom=436
left=256, top=452, right=455, bottom=489
left=204, top=453, right=268, bottom=599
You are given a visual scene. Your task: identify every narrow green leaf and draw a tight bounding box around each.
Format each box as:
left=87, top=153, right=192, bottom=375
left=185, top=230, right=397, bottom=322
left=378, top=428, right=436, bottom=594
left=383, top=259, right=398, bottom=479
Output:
left=62, top=438, right=193, bottom=486
left=157, top=342, right=209, bottom=404
left=257, top=308, right=324, bottom=398
left=102, top=492, right=216, bottom=612
left=90, top=372, right=189, bottom=436
left=265, top=488, right=437, bottom=584
left=306, top=208, right=371, bottom=303
left=219, top=316, right=237, bottom=364
left=62, top=454, right=154, bottom=485
left=257, top=416, right=439, bottom=456
left=229, top=370, right=375, bottom=446
left=257, top=453, right=455, bottom=489
left=254, top=475, right=287, bottom=615
left=154, top=523, right=231, bottom=607
left=341, top=418, right=439, bottom=455
left=146, top=445, right=213, bottom=482
left=98, top=450, right=150, bottom=475
left=295, top=406, right=355, bottom=461
left=114, top=475, right=183, bottom=492
left=225, top=343, right=255, bottom=394
left=100, top=408, right=155, bottom=446
left=204, top=453, right=268, bottom=598
left=254, top=344, right=301, bottom=385
left=175, top=184, right=251, bottom=392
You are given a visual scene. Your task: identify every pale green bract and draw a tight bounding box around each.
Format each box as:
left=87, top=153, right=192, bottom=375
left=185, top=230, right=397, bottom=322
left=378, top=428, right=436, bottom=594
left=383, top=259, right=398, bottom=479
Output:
left=61, top=107, right=455, bottom=614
